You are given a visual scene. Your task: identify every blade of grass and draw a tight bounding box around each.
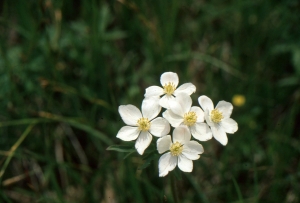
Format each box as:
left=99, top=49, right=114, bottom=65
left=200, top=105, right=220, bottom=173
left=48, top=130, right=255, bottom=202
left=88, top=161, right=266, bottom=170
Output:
left=49, top=169, right=66, bottom=203
left=44, top=79, right=113, bottom=111
left=184, top=173, right=210, bottom=203
left=38, top=112, right=113, bottom=145
left=253, top=160, right=259, bottom=203
left=0, top=118, right=49, bottom=128
left=0, top=191, right=13, bottom=203
left=165, top=52, right=244, bottom=79
left=232, top=176, right=244, bottom=203
left=0, top=113, right=113, bottom=145
left=0, top=123, right=35, bottom=180
left=2, top=170, right=35, bottom=186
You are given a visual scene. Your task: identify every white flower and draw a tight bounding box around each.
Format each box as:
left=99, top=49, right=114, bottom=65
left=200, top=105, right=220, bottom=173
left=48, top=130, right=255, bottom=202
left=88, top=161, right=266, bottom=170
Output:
left=144, top=72, right=196, bottom=109
left=117, top=97, right=170, bottom=155
left=157, top=126, right=204, bottom=177
left=162, top=93, right=212, bottom=141
left=198, top=95, right=238, bottom=146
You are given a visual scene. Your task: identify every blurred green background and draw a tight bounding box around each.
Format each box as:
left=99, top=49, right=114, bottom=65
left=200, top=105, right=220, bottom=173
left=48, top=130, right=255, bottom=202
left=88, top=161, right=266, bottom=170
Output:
left=0, top=0, right=300, bottom=202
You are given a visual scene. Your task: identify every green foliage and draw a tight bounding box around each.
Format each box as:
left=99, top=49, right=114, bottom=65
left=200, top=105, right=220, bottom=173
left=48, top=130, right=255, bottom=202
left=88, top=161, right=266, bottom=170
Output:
left=0, top=0, right=300, bottom=202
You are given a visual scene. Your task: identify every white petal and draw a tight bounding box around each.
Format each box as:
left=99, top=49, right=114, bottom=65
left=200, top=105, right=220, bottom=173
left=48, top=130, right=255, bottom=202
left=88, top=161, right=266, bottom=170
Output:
left=157, top=135, right=172, bottom=154
left=116, top=126, right=140, bottom=141
left=173, top=93, right=192, bottom=115
left=182, top=140, right=204, bottom=160
left=216, top=101, right=233, bottom=118
left=169, top=98, right=185, bottom=116
left=198, top=95, right=214, bottom=112
left=160, top=72, right=179, bottom=88
left=190, top=123, right=212, bottom=141
left=173, top=126, right=191, bottom=145
left=135, top=131, right=152, bottom=155
left=190, top=106, right=204, bottom=123
left=149, top=117, right=170, bottom=137
left=221, top=118, right=238, bottom=134
left=144, top=86, right=164, bottom=97
left=158, top=94, right=170, bottom=109
left=158, top=152, right=177, bottom=177
left=211, top=126, right=228, bottom=146
left=174, top=83, right=196, bottom=96
left=119, top=105, right=142, bottom=126
left=159, top=95, right=175, bottom=109
left=159, top=94, right=175, bottom=109
left=178, top=155, right=193, bottom=172
left=162, top=110, right=183, bottom=128
left=141, top=97, right=161, bottom=120
left=204, top=110, right=215, bottom=127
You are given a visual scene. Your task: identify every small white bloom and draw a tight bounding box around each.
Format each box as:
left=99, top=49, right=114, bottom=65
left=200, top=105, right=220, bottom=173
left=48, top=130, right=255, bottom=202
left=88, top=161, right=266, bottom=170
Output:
left=157, top=126, right=204, bottom=177
left=162, top=93, right=212, bottom=141
left=144, top=72, right=196, bottom=109
left=198, top=95, right=238, bottom=146
left=117, top=97, right=170, bottom=155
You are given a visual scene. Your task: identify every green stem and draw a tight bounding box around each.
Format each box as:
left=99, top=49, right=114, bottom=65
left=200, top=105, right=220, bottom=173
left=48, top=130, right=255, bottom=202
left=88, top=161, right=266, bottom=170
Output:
left=170, top=174, right=179, bottom=203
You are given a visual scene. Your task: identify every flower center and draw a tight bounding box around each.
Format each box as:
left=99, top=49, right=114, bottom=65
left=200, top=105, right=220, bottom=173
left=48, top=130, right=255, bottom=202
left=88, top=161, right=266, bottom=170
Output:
left=137, top=118, right=151, bottom=131
left=210, top=109, right=223, bottom=123
left=163, top=82, right=176, bottom=95
left=183, top=111, right=197, bottom=126
left=170, top=142, right=183, bottom=156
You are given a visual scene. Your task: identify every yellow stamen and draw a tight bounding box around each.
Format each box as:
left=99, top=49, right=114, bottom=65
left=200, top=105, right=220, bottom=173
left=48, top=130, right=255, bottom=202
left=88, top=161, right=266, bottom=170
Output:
left=137, top=118, right=151, bottom=131
left=210, top=109, right=223, bottom=123
left=170, top=142, right=183, bottom=156
left=163, top=82, right=176, bottom=95
left=183, top=111, right=197, bottom=126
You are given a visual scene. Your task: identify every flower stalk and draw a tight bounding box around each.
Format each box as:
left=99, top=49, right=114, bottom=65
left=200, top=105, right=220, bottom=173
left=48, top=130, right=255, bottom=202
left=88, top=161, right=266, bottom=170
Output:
left=170, top=173, right=180, bottom=203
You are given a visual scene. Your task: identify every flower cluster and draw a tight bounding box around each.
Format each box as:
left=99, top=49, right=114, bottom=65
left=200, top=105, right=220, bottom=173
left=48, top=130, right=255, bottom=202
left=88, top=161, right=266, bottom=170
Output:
left=116, top=72, right=238, bottom=177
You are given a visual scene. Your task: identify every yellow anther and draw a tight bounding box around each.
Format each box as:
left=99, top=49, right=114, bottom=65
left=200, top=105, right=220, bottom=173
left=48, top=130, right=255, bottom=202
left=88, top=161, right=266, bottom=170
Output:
left=183, top=111, right=197, bottom=126
left=170, top=142, right=183, bottom=156
left=163, top=82, right=176, bottom=95
left=211, top=109, right=223, bottom=123
left=137, top=118, right=151, bottom=131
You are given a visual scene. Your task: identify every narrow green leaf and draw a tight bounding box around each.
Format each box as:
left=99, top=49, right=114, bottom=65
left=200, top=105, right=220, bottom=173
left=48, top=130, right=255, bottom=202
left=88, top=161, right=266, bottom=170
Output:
left=138, top=153, right=157, bottom=170
left=232, top=176, right=244, bottom=203
left=123, top=151, right=135, bottom=160
left=0, top=123, right=35, bottom=180
left=106, top=145, right=135, bottom=153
